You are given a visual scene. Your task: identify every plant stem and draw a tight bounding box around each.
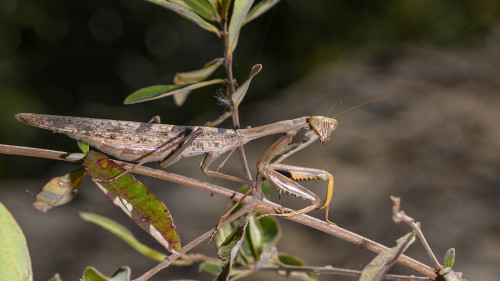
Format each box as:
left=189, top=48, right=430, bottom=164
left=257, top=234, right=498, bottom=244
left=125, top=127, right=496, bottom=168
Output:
left=220, top=20, right=253, bottom=182
left=133, top=205, right=253, bottom=281
left=0, top=144, right=437, bottom=279
left=391, top=196, right=442, bottom=270
left=253, top=264, right=432, bottom=281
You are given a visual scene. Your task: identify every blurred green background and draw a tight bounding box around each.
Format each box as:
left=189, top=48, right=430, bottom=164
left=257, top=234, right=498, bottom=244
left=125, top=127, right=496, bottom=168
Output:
left=1, top=1, right=500, bottom=280
left=1, top=0, right=498, bottom=179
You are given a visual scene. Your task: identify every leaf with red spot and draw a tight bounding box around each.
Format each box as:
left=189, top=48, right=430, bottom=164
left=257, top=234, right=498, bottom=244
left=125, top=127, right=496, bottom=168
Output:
left=83, top=151, right=180, bottom=253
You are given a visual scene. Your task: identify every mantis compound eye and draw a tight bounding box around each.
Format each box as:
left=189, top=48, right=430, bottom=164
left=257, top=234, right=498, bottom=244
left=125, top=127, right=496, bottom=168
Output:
left=309, top=116, right=338, bottom=143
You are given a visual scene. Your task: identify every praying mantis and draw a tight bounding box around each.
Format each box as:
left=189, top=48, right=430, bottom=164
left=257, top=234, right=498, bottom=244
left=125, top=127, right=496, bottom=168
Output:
left=16, top=97, right=386, bottom=223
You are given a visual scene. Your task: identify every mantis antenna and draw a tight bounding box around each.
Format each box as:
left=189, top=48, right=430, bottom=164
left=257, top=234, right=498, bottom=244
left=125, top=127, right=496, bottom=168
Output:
left=325, top=101, right=342, bottom=117
left=332, top=93, right=397, bottom=119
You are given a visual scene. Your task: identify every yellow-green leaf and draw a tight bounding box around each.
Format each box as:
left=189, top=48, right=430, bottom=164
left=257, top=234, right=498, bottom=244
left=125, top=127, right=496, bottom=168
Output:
left=0, top=202, right=33, bottom=281
left=170, top=0, right=220, bottom=21
left=80, top=212, right=167, bottom=262
left=218, top=0, right=231, bottom=17
left=172, top=59, right=224, bottom=106
left=278, top=254, right=316, bottom=281
left=173, top=58, right=223, bottom=85
left=82, top=266, right=131, bottom=281
left=82, top=267, right=107, bottom=281
left=77, top=140, right=90, bottom=154
left=33, top=168, right=85, bottom=212
left=444, top=248, right=455, bottom=268
left=228, top=0, right=254, bottom=54
left=231, top=64, right=262, bottom=106
left=246, top=216, right=262, bottom=259
left=145, top=0, right=219, bottom=34
left=243, top=0, right=281, bottom=25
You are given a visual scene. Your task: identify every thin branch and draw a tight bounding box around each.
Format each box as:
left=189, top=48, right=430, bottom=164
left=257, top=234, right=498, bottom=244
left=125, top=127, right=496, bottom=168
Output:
left=133, top=205, right=254, bottom=281
left=253, top=264, right=432, bottom=281
left=0, top=144, right=71, bottom=161
left=391, top=196, right=442, bottom=270
left=0, top=144, right=437, bottom=279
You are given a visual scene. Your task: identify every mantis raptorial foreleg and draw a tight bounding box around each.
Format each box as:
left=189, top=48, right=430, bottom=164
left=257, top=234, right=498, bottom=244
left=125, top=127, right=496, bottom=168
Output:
left=257, top=131, right=335, bottom=223
left=272, top=130, right=318, bottom=164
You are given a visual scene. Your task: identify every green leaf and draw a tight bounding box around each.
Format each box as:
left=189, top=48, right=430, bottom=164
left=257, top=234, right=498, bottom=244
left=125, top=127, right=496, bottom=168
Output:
left=32, top=168, right=85, bottom=212
left=246, top=217, right=262, bottom=259
left=82, top=266, right=131, bottom=281
left=173, top=58, right=223, bottom=85
left=360, top=232, right=416, bottom=281
left=258, top=215, right=280, bottom=252
left=83, top=151, right=181, bottom=253
left=208, top=0, right=218, bottom=10
left=199, top=260, right=223, bottom=276
left=172, top=58, right=224, bottom=106
left=124, top=79, right=224, bottom=105
left=278, top=254, right=304, bottom=266
left=227, top=0, right=254, bottom=54
left=231, top=64, right=262, bottom=107
left=278, top=254, right=316, bottom=281
left=80, top=212, right=167, bottom=262
left=218, top=0, right=232, bottom=17
left=78, top=140, right=90, bottom=154
left=82, top=267, right=108, bottom=281
left=444, top=248, right=455, bottom=268
left=145, top=0, right=219, bottom=34
left=218, top=216, right=248, bottom=261
left=243, top=0, right=281, bottom=25
left=124, top=85, right=183, bottom=104
left=170, top=0, right=220, bottom=21
left=261, top=180, right=272, bottom=199
left=215, top=223, right=234, bottom=249
left=217, top=215, right=250, bottom=280
left=0, top=203, right=33, bottom=281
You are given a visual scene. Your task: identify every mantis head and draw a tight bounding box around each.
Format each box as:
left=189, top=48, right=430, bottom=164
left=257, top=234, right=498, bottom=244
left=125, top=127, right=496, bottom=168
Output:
left=309, top=116, right=338, bottom=144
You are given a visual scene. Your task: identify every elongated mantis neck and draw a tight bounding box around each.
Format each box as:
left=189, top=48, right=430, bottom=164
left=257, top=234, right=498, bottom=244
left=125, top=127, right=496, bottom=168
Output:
left=238, top=117, right=310, bottom=141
